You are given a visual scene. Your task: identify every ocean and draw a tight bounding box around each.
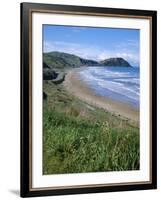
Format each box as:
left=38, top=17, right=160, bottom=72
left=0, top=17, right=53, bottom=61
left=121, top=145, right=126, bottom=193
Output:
left=79, top=66, right=140, bottom=109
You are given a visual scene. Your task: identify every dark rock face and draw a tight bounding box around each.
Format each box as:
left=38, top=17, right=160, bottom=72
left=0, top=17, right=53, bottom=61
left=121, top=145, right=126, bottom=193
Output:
left=100, top=57, right=131, bottom=67
left=52, top=72, right=65, bottom=84
left=43, top=68, right=58, bottom=80
left=43, top=62, right=50, bottom=69
left=43, top=92, right=47, bottom=100
left=80, top=58, right=98, bottom=66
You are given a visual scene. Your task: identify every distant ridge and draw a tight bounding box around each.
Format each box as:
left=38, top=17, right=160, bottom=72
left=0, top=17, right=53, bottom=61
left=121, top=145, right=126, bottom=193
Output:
left=100, top=57, right=131, bottom=67
left=43, top=51, right=132, bottom=69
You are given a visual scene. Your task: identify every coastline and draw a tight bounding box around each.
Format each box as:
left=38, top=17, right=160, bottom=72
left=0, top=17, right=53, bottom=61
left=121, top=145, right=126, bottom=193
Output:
left=63, top=68, right=139, bottom=124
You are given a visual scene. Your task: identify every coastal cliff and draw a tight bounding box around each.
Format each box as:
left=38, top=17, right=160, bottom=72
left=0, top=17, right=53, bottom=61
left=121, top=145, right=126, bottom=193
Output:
left=43, top=51, right=132, bottom=69
left=100, top=57, right=131, bottom=67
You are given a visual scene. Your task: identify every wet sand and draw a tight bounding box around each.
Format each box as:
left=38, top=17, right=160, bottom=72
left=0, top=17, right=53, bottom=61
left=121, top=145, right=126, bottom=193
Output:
left=63, top=69, right=139, bottom=123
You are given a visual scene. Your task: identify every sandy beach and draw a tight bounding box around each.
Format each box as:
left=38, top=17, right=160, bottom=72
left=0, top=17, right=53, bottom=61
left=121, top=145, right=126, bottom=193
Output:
left=63, top=69, right=139, bottom=123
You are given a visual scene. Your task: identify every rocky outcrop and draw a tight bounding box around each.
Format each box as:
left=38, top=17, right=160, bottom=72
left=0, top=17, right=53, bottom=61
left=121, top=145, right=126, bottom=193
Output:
left=100, top=57, right=131, bottom=67
left=43, top=68, right=58, bottom=80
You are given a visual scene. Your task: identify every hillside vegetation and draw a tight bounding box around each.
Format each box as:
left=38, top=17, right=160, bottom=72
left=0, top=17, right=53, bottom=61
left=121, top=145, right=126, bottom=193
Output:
left=43, top=81, right=139, bottom=174
left=43, top=51, right=138, bottom=175
left=43, top=51, right=132, bottom=69
left=43, top=51, right=98, bottom=69
left=100, top=57, right=131, bottom=67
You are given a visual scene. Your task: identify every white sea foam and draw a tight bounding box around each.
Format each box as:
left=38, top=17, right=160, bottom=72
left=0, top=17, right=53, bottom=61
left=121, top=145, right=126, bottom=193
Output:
left=79, top=66, right=140, bottom=108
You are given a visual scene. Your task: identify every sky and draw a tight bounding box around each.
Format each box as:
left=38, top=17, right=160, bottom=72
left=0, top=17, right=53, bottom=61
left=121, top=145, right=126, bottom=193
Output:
left=43, top=25, right=140, bottom=66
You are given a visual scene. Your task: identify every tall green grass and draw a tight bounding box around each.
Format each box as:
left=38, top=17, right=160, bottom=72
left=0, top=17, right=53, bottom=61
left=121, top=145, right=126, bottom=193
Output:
left=43, top=107, right=139, bottom=174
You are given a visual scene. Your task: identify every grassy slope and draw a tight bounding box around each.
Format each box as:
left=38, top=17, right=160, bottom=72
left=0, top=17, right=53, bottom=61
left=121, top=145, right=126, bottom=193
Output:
left=43, top=81, right=139, bottom=174
left=43, top=51, right=132, bottom=70
left=43, top=52, right=82, bottom=69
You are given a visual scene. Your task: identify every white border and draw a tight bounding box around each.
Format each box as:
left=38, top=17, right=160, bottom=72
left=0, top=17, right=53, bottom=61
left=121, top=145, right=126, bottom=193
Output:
left=32, top=12, right=150, bottom=188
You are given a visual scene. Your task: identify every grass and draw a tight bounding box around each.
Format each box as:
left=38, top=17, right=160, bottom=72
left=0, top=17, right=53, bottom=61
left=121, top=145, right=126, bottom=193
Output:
left=43, top=81, right=140, bottom=174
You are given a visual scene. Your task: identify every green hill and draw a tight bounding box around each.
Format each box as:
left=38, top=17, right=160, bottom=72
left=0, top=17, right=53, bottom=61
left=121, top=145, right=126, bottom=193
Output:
left=100, top=57, right=131, bottom=67
left=43, top=51, right=98, bottom=69
left=43, top=51, right=132, bottom=69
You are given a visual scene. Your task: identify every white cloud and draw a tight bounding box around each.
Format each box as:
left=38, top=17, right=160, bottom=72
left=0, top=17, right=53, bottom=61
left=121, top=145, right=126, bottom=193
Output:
left=97, top=51, right=139, bottom=66
left=44, top=40, right=101, bottom=60
left=115, top=52, right=139, bottom=65
left=44, top=40, right=139, bottom=66
left=72, top=27, right=87, bottom=32
left=97, top=51, right=111, bottom=60
left=127, top=39, right=139, bottom=48
left=115, top=39, right=139, bottom=49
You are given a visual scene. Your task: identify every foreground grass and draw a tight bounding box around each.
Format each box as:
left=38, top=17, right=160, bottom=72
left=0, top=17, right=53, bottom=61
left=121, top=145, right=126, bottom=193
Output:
left=43, top=81, right=139, bottom=174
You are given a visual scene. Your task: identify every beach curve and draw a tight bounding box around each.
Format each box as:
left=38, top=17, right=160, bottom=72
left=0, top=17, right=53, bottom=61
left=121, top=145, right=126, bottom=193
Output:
left=63, top=69, right=139, bottom=124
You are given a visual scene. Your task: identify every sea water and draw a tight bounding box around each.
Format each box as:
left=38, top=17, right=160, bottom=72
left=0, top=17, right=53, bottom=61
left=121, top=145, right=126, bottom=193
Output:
left=79, top=66, right=140, bottom=109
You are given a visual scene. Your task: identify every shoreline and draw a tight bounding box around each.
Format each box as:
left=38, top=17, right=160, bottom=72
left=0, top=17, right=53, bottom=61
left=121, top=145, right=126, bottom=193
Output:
left=63, top=68, right=139, bottom=124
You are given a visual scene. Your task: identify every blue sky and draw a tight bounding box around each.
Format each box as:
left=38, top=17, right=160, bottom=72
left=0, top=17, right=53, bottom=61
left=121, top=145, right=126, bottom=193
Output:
left=43, top=25, right=140, bottom=66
